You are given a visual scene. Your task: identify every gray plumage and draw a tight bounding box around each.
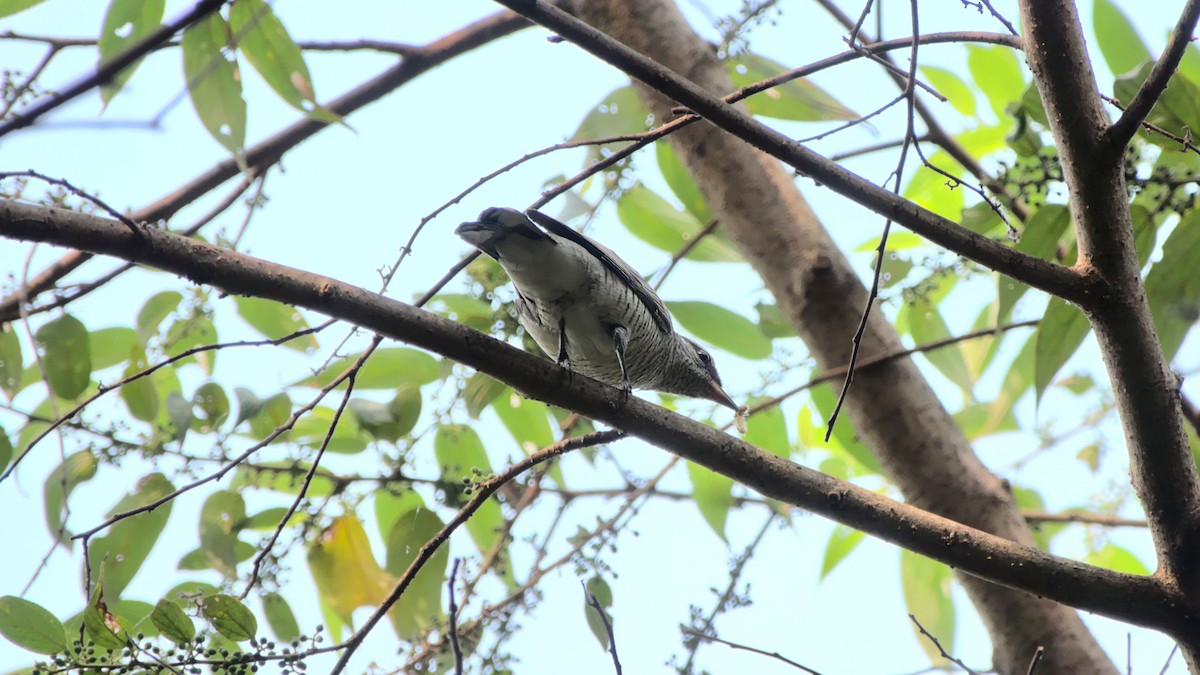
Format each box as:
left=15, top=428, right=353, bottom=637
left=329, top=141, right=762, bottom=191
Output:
left=455, top=207, right=737, bottom=410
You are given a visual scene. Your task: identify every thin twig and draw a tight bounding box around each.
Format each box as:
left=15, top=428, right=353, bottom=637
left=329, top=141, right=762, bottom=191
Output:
left=1, top=321, right=331, bottom=484
left=239, top=339, right=373, bottom=598
left=329, top=430, right=625, bottom=675
left=682, top=629, right=822, bottom=674
left=909, top=614, right=979, bottom=675
left=0, top=0, right=227, bottom=138
left=586, top=587, right=622, bottom=674
left=448, top=558, right=465, bottom=675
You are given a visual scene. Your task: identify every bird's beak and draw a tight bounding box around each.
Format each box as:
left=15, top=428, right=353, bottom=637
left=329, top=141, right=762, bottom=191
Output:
left=707, top=377, right=739, bottom=411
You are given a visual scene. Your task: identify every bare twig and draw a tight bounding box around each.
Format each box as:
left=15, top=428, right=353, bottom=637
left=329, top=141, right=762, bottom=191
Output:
left=909, top=614, right=979, bottom=675
left=330, top=430, right=624, bottom=675
left=682, top=629, right=822, bottom=674
left=0, top=0, right=226, bottom=138
left=586, top=586, right=622, bottom=674
left=448, top=558, right=465, bottom=675
left=239, top=339, right=373, bottom=598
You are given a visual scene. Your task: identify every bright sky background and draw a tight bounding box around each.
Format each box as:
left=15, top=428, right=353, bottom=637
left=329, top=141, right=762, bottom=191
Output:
left=1, top=1, right=1196, bottom=673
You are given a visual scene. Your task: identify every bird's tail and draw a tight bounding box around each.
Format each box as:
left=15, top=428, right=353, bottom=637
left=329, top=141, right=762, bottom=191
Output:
left=455, top=207, right=553, bottom=260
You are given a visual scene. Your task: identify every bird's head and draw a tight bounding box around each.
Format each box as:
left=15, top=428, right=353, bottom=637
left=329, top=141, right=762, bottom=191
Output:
left=671, top=338, right=738, bottom=410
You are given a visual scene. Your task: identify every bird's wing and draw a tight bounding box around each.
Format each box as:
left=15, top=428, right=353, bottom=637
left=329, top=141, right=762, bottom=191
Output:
left=525, top=209, right=672, bottom=334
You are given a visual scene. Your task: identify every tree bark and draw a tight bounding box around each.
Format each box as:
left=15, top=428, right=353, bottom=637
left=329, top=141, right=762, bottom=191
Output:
left=571, top=1, right=1117, bottom=672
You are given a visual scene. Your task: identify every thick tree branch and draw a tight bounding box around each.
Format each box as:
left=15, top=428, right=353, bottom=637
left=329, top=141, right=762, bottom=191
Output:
left=1018, top=3, right=1200, bottom=663
left=489, top=0, right=1086, bottom=303
left=1, top=199, right=1195, bottom=637
left=0, top=8, right=532, bottom=323
left=1107, top=0, right=1200, bottom=147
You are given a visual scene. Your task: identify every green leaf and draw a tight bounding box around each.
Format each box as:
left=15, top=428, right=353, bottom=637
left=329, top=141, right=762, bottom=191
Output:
left=1130, top=204, right=1157, bottom=269
left=655, top=141, right=711, bottom=222
left=0, top=328, right=21, bottom=398
left=347, top=386, right=421, bottom=444
left=298, top=348, right=439, bottom=389
left=136, top=291, right=182, bottom=342
left=572, top=86, right=651, bottom=162
left=0, top=596, right=68, bottom=655
left=667, top=301, right=772, bottom=360
left=1146, top=210, right=1200, bottom=361
left=617, top=185, right=742, bottom=262
left=166, top=390, right=194, bottom=442
left=44, top=450, right=98, bottom=544
left=183, top=13, right=247, bottom=155
left=261, top=593, right=299, bottom=643
left=229, top=0, right=334, bottom=121
left=35, top=314, right=91, bottom=399
left=966, top=45, right=1025, bottom=118
left=464, top=372, right=507, bottom=419
left=200, top=594, right=257, bottom=642
left=151, top=598, right=195, bottom=645
left=234, top=296, right=317, bottom=352
left=1034, top=297, right=1091, bottom=402
left=729, top=52, right=858, bottom=122
left=0, top=426, right=11, bottom=476
left=434, top=425, right=509, bottom=573
left=0, top=0, right=47, bottom=18
left=163, top=314, right=218, bottom=373
left=200, top=490, right=246, bottom=579
left=583, top=576, right=614, bottom=650
left=492, top=389, right=555, bottom=452
left=232, top=461, right=335, bottom=497
left=244, top=506, right=295, bottom=531
left=292, top=405, right=367, bottom=454
left=88, top=327, right=137, bottom=371
left=178, top=540, right=254, bottom=571
left=810, top=386, right=883, bottom=474
left=900, top=550, right=956, bottom=664
left=88, top=473, right=175, bottom=599
left=904, top=299, right=974, bottom=393
left=246, top=392, right=290, bottom=440
left=82, top=594, right=126, bottom=651
left=999, top=205, right=1072, bottom=321
left=754, top=302, right=795, bottom=339
left=902, top=154, right=965, bottom=221
left=920, top=66, right=975, bottom=117
left=120, top=358, right=159, bottom=423
left=820, top=525, right=864, bottom=579
left=432, top=294, right=495, bottom=331
left=742, top=401, right=790, bottom=458
left=97, top=0, right=166, bottom=105
left=384, top=504, right=447, bottom=638
left=1114, top=62, right=1200, bottom=142
left=686, top=461, right=733, bottom=541
left=1088, top=542, right=1150, bottom=575
left=193, top=381, right=230, bottom=432
left=1093, top=0, right=1150, bottom=77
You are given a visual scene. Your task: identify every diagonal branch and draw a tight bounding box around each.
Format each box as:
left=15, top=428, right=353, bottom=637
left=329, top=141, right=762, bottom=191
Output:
left=1, top=199, right=1194, bottom=637
left=1107, top=0, right=1200, bottom=147
left=0, top=8, right=533, bottom=323
left=1018, top=4, right=1200, bottom=662
left=0, top=0, right=227, bottom=138
left=487, top=1, right=1087, bottom=304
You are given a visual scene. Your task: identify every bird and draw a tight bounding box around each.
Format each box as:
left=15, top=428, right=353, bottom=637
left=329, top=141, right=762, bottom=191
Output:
left=455, top=206, right=739, bottom=411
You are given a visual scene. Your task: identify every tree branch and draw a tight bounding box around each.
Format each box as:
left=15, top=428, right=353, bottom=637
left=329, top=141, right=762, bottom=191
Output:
left=1019, top=1, right=1200, bottom=619
left=490, top=0, right=1085, bottom=302
left=1107, top=0, right=1200, bottom=147
left=0, top=8, right=533, bottom=322
left=2, top=199, right=1193, bottom=637
left=0, top=0, right=227, bottom=138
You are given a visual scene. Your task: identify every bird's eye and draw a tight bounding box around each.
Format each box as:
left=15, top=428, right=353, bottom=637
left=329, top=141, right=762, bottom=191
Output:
left=697, top=349, right=711, bottom=365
